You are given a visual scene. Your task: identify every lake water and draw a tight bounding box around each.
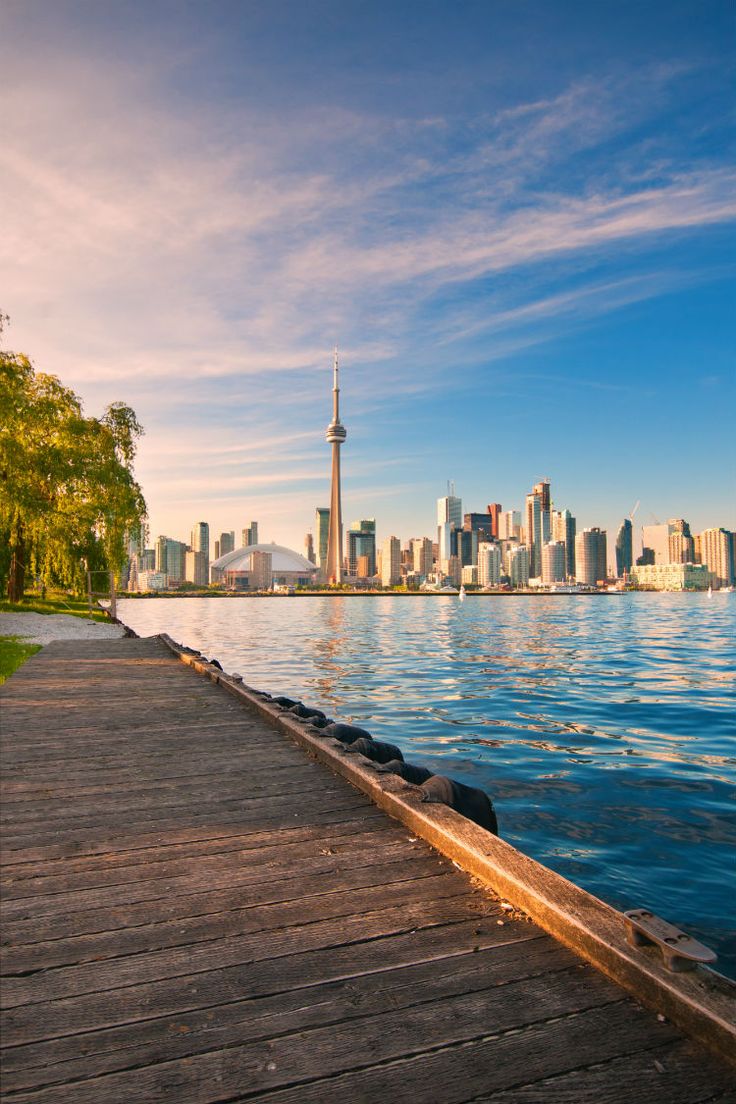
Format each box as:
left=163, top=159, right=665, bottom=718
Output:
left=118, top=593, right=736, bottom=978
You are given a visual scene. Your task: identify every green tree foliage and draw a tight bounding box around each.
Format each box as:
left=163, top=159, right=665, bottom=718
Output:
left=0, top=344, right=147, bottom=601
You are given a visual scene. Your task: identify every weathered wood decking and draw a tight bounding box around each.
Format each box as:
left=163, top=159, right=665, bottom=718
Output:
left=0, top=636, right=733, bottom=1102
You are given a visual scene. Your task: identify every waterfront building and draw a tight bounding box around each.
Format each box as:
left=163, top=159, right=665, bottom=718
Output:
left=552, top=508, right=576, bottom=577
left=242, top=521, right=258, bottom=548
left=411, top=537, right=433, bottom=579
left=381, top=536, right=401, bottom=587
left=325, top=349, right=347, bottom=585
left=456, top=528, right=478, bottom=568
left=315, top=507, right=330, bottom=571
left=218, top=531, right=235, bottom=557
left=614, top=518, right=633, bottom=577
left=631, top=563, right=710, bottom=591
left=464, top=512, right=494, bottom=544
left=486, top=503, right=502, bottom=539
left=212, top=543, right=317, bottom=590
left=304, top=532, right=315, bottom=563
left=669, top=531, right=695, bottom=564
left=348, top=519, right=376, bottom=577
left=575, top=528, right=607, bottom=586
left=498, top=510, right=521, bottom=541
left=185, top=550, right=208, bottom=586
left=446, top=555, right=462, bottom=587
left=478, top=542, right=502, bottom=587
left=437, top=488, right=462, bottom=567
left=542, top=541, right=566, bottom=585
left=699, top=527, right=735, bottom=588
left=506, top=544, right=530, bottom=587
left=155, top=536, right=188, bottom=584
left=250, top=550, right=273, bottom=590
left=136, top=570, right=167, bottom=592
left=525, top=491, right=543, bottom=577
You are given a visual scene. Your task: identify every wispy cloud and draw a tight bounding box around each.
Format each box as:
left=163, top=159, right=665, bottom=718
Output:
left=1, top=20, right=733, bottom=541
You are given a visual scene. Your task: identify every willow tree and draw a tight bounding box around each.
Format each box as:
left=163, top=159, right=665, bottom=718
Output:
left=0, top=347, right=147, bottom=601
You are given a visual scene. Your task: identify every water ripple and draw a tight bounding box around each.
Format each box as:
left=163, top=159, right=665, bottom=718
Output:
left=119, top=592, right=736, bottom=979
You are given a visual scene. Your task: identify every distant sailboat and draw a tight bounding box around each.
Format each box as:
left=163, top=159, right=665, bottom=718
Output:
left=459, top=585, right=467, bottom=602
left=707, top=585, right=713, bottom=598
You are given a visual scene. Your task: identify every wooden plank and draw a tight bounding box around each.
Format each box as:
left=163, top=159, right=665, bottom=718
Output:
left=1, top=918, right=540, bottom=1046
left=1, top=871, right=471, bottom=974
left=1, top=937, right=574, bottom=1092
left=0, top=855, right=453, bottom=949
left=1, top=893, right=492, bottom=1008
left=473, top=1040, right=736, bottom=1103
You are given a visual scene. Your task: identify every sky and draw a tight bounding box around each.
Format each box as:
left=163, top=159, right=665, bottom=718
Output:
left=2, top=0, right=734, bottom=556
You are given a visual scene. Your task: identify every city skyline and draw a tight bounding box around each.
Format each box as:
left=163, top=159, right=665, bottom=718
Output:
left=1, top=2, right=734, bottom=549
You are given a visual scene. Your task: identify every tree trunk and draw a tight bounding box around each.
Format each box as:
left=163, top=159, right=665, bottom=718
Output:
left=7, top=528, right=25, bottom=602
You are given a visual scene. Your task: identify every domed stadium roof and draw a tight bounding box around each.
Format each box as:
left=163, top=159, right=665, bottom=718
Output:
left=212, top=543, right=317, bottom=573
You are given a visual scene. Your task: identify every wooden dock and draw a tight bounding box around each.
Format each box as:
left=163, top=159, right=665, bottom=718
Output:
left=1, top=636, right=733, bottom=1103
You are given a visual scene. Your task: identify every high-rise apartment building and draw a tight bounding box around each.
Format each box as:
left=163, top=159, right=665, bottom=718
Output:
left=552, top=509, right=576, bottom=578
left=242, top=522, right=258, bottom=548
left=381, top=536, right=401, bottom=587
left=250, top=550, right=273, bottom=590
left=218, top=531, right=235, bottom=557
left=191, top=522, right=209, bottom=560
left=348, top=519, right=376, bottom=577
left=669, top=531, right=695, bottom=564
left=304, top=532, right=315, bottom=563
left=411, top=537, right=433, bottom=578
left=614, top=518, right=633, bottom=577
left=155, top=537, right=188, bottom=584
left=699, top=528, right=735, bottom=588
left=575, top=528, right=607, bottom=586
left=525, top=491, right=543, bottom=577
left=498, top=510, right=521, bottom=541
left=506, top=545, right=530, bottom=587
left=185, top=550, right=208, bottom=586
left=542, top=541, right=566, bottom=585
left=478, top=542, right=502, bottom=587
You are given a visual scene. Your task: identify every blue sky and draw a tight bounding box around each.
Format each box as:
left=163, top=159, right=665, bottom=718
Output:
left=1, top=0, right=734, bottom=554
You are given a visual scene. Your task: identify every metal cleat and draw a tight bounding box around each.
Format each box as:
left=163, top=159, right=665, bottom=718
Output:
left=624, top=909, right=717, bottom=973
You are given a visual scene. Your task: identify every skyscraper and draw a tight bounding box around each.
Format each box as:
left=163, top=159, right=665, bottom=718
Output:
left=542, top=541, right=566, bottom=585
left=486, top=503, right=502, bottom=539
left=411, top=537, right=433, bottom=578
left=615, top=518, right=633, bottom=577
left=437, top=488, right=462, bottom=567
left=575, top=528, right=607, bottom=586
left=218, top=531, right=235, bottom=557
left=304, top=532, right=315, bottom=563
left=552, top=508, right=576, bottom=578
left=242, top=521, right=258, bottom=548
left=699, top=528, right=735, bottom=588
left=348, top=519, right=376, bottom=577
left=525, top=491, right=543, bottom=577
left=325, top=349, right=347, bottom=585
left=315, top=507, right=330, bottom=571
left=381, top=536, right=401, bottom=587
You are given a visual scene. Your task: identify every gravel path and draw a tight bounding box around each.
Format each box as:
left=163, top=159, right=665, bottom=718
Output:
left=0, top=612, right=128, bottom=644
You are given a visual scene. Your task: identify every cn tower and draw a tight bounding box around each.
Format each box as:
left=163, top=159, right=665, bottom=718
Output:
left=325, top=347, right=347, bottom=585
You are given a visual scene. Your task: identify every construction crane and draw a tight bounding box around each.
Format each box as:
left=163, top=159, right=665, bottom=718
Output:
left=629, top=500, right=640, bottom=522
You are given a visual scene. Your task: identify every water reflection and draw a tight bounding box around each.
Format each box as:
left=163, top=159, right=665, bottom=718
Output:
left=119, top=592, right=736, bottom=978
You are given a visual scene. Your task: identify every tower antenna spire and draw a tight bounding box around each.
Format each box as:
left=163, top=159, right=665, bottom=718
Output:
left=325, top=347, right=347, bottom=585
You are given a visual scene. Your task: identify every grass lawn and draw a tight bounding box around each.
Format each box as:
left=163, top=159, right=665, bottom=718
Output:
left=0, top=591, right=110, bottom=623
left=0, top=635, right=42, bottom=684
